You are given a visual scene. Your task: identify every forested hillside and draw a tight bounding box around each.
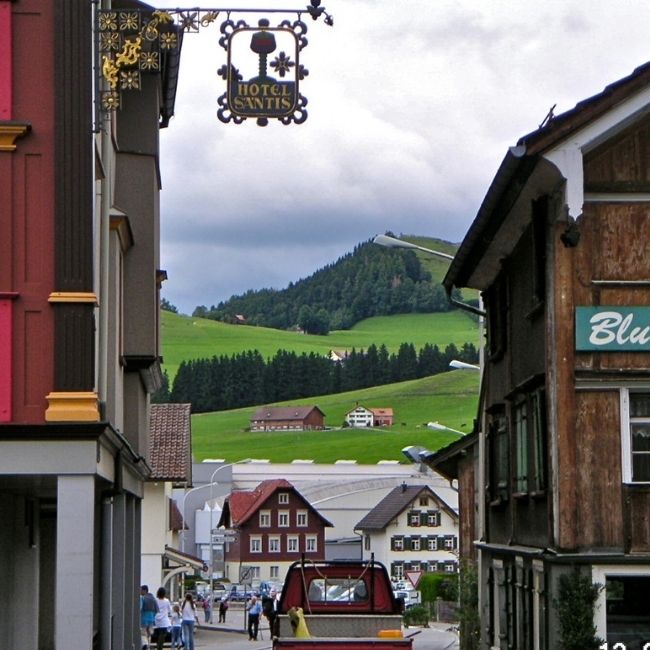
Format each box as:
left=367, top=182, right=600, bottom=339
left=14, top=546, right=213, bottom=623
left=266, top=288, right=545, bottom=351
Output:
left=192, top=238, right=466, bottom=332
left=157, top=340, right=478, bottom=413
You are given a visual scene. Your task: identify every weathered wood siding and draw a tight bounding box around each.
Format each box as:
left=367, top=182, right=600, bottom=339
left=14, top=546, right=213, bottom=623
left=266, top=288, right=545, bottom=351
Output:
left=574, top=390, right=624, bottom=549
left=458, top=451, right=476, bottom=562
left=553, top=117, right=650, bottom=551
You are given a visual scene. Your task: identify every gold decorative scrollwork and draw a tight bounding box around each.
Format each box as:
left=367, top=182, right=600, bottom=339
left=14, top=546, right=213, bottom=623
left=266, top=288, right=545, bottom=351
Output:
left=116, top=37, right=142, bottom=66
left=102, top=55, right=119, bottom=89
left=200, top=11, right=220, bottom=27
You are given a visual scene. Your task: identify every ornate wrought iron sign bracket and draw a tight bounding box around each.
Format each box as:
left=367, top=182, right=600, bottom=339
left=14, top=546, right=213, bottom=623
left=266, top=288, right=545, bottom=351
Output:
left=96, top=1, right=332, bottom=126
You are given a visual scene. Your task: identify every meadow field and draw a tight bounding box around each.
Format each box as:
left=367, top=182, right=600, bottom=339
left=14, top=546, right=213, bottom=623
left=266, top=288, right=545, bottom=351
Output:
left=161, top=309, right=480, bottom=380
left=189, top=370, right=480, bottom=463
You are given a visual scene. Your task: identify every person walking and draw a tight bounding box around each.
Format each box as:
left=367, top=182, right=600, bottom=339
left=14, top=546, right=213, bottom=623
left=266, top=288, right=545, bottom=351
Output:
left=202, top=594, right=212, bottom=623
left=263, top=588, right=280, bottom=637
left=170, top=603, right=183, bottom=649
left=247, top=595, right=262, bottom=641
left=181, top=593, right=198, bottom=650
left=140, top=585, right=159, bottom=649
left=218, top=597, right=229, bottom=623
left=154, top=587, right=172, bottom=650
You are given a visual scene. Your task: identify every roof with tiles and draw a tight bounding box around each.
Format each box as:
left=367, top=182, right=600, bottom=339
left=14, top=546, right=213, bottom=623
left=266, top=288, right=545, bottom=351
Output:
left=148, top=403, right=192, bottom=482
left=219, top=478, right=333, bottom=528
left=355, top=484, right=457, bottom=531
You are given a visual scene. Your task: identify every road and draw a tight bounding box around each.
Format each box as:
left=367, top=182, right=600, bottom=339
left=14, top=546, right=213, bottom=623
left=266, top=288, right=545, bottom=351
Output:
left=187, top=617, right=459, bottom=650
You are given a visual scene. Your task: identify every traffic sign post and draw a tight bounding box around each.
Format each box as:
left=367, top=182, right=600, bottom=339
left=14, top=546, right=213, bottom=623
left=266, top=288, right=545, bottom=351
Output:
left=405, top=571, right=422, bottom=589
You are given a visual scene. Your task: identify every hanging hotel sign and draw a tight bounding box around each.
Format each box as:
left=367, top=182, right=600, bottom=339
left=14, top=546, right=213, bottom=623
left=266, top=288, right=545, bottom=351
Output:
left=217, top=19, right=307, bottom=126
left=576, top=307, right=650, bottom=351
left=96, top=2, right=332, bottom=126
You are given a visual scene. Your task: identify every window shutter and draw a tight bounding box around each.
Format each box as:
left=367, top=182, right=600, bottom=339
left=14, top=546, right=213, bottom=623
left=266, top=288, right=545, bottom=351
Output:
left=420, top=511, right=428, bottom=526
left=391, top=537, right=396, bottom=551
left=404, top=536, right=412, bottom=551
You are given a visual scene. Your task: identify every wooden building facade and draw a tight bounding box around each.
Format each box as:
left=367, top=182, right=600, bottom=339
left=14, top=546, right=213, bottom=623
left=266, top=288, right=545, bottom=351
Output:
left=443, top=63, right=650, bottom=648
left=0, top=1, right=182, bottom=647
left=218, top=479, right=332, bottom=584
left=250, top=406, right=326, bottom=431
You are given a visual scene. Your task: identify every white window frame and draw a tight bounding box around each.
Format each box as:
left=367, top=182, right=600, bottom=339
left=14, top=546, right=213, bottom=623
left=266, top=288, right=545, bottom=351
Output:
left=250, top=536, right=262, bottom=553
left=444, top=536, right=455, bottom=550
left=621, top=388, right=650, bottom=484
left=268, top=536, right=281, bottom=553
left=411, top=537, right=421, bottom=551
left=297, top=510, right=308, bottom=527
left=287, top=535, right=299, bottom=552
left=427, top=511, right=440, bottom=526
left=270, top=566, right=280, bottom=579
left=592, top=564, right=650, bottom=642
left=259, top=510, right=271, bottom=528
left=278, top=492, right=289, bottom=504
left=305, top=535, right=317, bottom=552
left=427, top=537, right=438, bottom=551
left=393, top=536, right=404, bottom=551
left=278, top=510, right=290, bottom=527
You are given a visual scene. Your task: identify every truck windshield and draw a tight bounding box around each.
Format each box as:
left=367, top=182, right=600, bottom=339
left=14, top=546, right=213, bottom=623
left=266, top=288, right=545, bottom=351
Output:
left=308, top=578, right=368, bottom=603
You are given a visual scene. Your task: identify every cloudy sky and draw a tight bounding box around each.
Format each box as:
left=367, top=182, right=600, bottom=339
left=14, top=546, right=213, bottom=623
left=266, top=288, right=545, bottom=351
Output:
left=152, top=0, right=650, bottom=314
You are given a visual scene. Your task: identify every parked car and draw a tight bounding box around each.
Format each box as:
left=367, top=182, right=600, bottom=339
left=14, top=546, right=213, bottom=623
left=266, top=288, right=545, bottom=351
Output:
left=228, top=589, right=249, bottom=602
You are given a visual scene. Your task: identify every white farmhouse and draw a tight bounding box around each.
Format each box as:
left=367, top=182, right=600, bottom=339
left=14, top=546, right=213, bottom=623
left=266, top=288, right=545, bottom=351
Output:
left=355, top=483, right=459, bottom=580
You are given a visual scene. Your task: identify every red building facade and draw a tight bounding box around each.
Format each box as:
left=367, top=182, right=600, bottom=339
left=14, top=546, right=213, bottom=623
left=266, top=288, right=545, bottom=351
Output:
left=219, top=479, right=333, bottom=584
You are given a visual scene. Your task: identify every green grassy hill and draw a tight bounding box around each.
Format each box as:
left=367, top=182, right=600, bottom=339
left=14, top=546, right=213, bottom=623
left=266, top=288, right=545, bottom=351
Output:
left=190, top=370, right=479, bottom=463
left=161, top=309, right=479, bottom=380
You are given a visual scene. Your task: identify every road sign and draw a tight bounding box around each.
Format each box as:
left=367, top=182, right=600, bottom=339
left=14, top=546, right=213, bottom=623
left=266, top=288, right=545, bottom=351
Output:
left=239, top=565, right=253, bottom=584
left=405, top=571, right=422, bottom=588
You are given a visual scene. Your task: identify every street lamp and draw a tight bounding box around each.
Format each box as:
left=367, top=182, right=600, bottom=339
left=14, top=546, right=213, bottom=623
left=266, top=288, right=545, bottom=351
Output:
left=427, top=421, right=465, bottom=436
left=373, top=233, right=486, bottom=317
left=208, top=459, right=251, bottom=598
left=401, top=445, right=431, bottom=464
left=372, top=233, right=454, bottom=261
left=179, top=459, right=250, bottom=589
left=449, top=359, right=481, bottom=371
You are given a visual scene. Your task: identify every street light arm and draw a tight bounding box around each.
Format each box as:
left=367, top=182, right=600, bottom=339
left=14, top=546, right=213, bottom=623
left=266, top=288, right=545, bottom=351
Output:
left=427, top=421, right=465, bottom=436
left=373, top=234, right=455, bottom=261
left=373, top=234, right=486, bottom=317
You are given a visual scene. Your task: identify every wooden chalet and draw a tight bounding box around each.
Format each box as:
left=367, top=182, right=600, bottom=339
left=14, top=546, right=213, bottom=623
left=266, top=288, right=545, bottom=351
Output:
left=250, top=406, right=325, bottom=431
left=443, top=61, right=650, bottom=647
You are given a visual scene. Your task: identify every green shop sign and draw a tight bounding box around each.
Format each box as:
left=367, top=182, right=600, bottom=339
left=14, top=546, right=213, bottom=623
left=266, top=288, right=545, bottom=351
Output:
left=576, top=306, right=650, bottom=351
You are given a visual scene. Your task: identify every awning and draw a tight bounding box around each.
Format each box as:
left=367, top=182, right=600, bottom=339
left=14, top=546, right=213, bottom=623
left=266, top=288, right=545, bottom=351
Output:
left=164, top=545, right=207, bottom=572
